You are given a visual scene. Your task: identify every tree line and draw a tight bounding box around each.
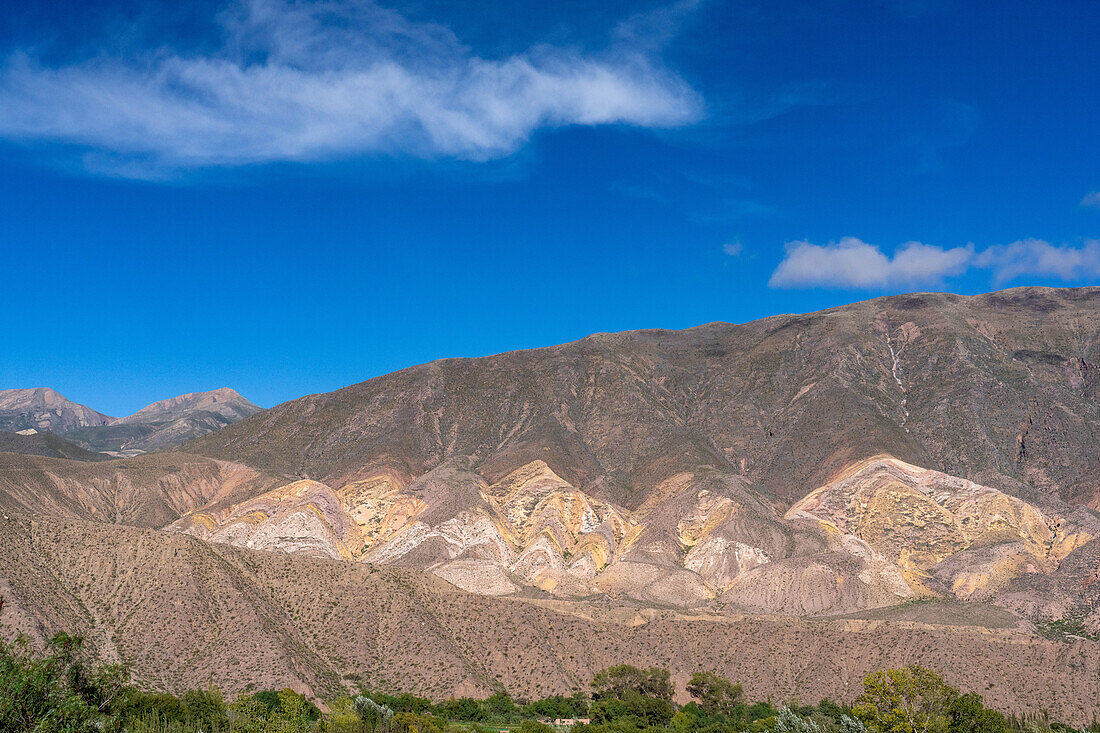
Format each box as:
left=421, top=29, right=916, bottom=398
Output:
left=1, top=632, right=1095, bottom=733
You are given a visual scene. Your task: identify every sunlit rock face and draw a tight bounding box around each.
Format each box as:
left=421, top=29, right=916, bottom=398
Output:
left=174, top=454, right=1088, bottom=615
left=176, top=460, right=634, bottom=596
left=785, top=457, right=1091, bottom=600
left=188, top=479, right=359, bottom=560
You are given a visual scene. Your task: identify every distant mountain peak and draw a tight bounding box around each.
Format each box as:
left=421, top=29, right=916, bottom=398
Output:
left=0, top=387, right=113, bottom=433
left=114, top=388, right=261, bottom=425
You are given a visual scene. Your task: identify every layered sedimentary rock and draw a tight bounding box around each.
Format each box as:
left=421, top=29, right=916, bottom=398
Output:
left=786, top=457, right=1092, bottom=601
left=175, top=452, right=1087, bottom=618
left=5, top=512, right=1100, bottom=724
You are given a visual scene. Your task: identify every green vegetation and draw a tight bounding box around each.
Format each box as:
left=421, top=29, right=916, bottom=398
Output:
left=1035, top=613, right=1099, bottom=643
left=1, top=633, right=1097, bottom=733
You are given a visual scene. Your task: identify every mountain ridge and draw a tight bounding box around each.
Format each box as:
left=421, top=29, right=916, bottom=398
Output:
left=113, top=387, right=259, bottom=425
left=0, top=386, right=263, bottom=457
left=187, top=285, right=1100, bottom=509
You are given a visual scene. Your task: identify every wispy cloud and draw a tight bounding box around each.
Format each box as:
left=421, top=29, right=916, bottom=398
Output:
left=0, top=0, right=704, bottom=177
left=769, top=236, right=1100, bottom=289
left=974, top=238, right=1100, bottom=284
left=768, top=238, right=972, bottom=289
left=1082, top=191, right=1100, bottom=209
left=722, top=241, right=743, bottom=257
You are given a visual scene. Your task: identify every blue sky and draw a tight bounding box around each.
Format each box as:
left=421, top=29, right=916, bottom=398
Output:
left=0, top=0, right=1098, bottom=416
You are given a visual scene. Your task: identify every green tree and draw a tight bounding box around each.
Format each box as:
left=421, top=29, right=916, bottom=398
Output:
left=391, top=711, right=445, bottom=733
left=328, top=697, right=367, bottom=733
left=355, top=695, right=395, bottom=732
left=484, top=692, right=517, bottom=721
left=0, top=633, right=99, bottom=732
left=946, top=693, right=1006, bottom=733
left=229, top=695, right=271, bottom=733
left=591, top=666, right=674, bottom=701
left=269, top=688, right=318, bottom=732
left=591, top=690, right=675, bottom=727
left=437, top=697, right=482, bottom=721
left=854, top=667, right=958, bottom=733
left=181, top=688, right=228, bottom=730
left=670, top=711, right=695, bottom=732
left=686, top=672, right=744, bottom=715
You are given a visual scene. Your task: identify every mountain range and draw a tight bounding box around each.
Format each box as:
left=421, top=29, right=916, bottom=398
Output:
left=0, top=386, right=262, bottom=456
left=2, top=286, right=1099, bottom=722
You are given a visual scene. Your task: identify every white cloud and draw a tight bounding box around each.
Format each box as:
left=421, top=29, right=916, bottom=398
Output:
left=769, top=236, right=1100, bottom=290
left=1082, top=191, right=1100, bottom=209
left=722, top=241, right=742, bottom=256
left=0, top=0, right=704, bottom=176
left=974, top=238, right=1100, bottom=284
left=768, top=237, right=971, bottom=289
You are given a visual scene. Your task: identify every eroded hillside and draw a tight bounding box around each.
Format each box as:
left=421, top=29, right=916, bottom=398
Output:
left=173, top=454, right=1099, bottom=626
left=3, top=512, right=1100, bottom=724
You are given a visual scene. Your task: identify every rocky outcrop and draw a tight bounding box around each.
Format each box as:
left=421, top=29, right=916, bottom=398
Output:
left=786, top=457, right=1092, bottom=600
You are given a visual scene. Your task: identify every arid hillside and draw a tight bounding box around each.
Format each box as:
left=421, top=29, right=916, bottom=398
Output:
left=0, top=430, right=108, bottom=461
left=3, top=512, right=1099, bottom=724
left=0, top=451, right=284, bottom=527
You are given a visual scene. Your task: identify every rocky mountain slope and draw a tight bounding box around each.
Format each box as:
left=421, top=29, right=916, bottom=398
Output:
left=189, top=287, right=1100, bottom=510
left=0, top=430, right=108, bottom=461
left=66, top=387, right=262, bottom=455
left=179, top=287, right=1100, bottom=626
left=115, top=387, right=260, bottom=425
